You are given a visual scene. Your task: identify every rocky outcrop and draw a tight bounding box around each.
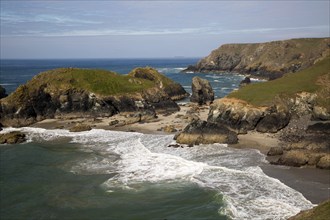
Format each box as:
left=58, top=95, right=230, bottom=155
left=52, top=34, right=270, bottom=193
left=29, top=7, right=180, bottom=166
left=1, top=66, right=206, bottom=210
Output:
left=0, top=131, right=26, bottom=144
left=174, top=119, right=238, bottom=145
left=190, top=77, right=214, bottom=105
left=184, top=38, right=330, bottom=80
left=270, top=122, right=330, bottom=169
left=0, top=67, right=188, bottom=127
left=0, top=85, right=7, bottom=99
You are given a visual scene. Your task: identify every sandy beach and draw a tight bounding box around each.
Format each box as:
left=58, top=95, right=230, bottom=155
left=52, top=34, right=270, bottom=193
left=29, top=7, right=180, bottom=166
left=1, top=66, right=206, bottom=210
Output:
left=30, top=103, right=330, bottom=204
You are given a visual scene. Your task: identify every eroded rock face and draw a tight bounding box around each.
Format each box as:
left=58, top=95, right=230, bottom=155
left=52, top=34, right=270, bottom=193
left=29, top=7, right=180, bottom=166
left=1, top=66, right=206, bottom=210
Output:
left=175, top=119, right=238, bottom=145
left=208, top=98, right=266, bottom=133
left=190, top=77, right=214, bottom=105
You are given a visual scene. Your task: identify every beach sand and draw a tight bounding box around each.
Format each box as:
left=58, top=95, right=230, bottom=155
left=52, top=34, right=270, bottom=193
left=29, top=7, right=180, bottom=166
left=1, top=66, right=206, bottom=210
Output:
left=31, top=104, right=330, bottom=204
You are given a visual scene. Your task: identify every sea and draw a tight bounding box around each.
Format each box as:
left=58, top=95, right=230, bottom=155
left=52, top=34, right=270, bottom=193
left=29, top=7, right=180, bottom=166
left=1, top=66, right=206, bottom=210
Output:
left=0, top=59, right=315, bottom=219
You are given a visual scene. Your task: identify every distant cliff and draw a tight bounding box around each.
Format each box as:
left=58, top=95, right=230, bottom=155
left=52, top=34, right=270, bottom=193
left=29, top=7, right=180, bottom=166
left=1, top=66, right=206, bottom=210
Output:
left=0, top=67, right=188, bottom=127
left=184, top=38, right=330, bottom=79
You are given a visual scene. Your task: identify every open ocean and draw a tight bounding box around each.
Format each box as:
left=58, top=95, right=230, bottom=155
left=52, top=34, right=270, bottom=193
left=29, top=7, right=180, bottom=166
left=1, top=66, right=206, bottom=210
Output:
left=0, top=59, right=313, bottom=219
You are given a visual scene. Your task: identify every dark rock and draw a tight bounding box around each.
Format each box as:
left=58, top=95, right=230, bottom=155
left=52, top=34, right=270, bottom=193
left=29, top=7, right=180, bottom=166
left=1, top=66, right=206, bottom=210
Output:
left=267, top=147, right=284, bottom=156
left=307, top=123, right=330, bottom=134
left=256, top=112, right=290, bottom=133
left=0, top=85, right=7, bottom=99
left=190, top=77, right=214, bottom=105
left=239, top=77, right=251, bottom=87
left=0, top=131, right=26, bottom=144
left=69, top=124, right=92, bottom=132
left=175, top=119, right=238, bottom=145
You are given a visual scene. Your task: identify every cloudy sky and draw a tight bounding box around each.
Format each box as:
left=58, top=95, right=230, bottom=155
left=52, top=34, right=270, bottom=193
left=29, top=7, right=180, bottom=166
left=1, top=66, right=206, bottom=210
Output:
left=1, top=0, right=329, bottom=59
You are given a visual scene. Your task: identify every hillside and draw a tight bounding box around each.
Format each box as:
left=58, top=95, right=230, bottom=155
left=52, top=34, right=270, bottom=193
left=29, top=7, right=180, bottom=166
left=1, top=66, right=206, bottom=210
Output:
left=228, top=56, right=330, bottom=109
left=185, top=38, right=329, bottom=79
left=0, top=67, right=188, bottom=127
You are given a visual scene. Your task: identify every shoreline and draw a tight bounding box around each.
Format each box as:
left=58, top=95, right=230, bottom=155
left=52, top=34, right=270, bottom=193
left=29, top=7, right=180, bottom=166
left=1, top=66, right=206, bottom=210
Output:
left=25, top=104, right=330, bottom=204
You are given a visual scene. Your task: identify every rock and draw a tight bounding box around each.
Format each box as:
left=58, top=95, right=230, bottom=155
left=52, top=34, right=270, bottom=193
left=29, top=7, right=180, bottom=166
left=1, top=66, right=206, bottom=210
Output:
left=190, top=77, right=214, bottom=105
left=69, top=124, right=92, bottom=132
left=267, top=147, right=283, bottom=156
left=0, top=85, right=7, bottom=99
left=0, top=67, right=187, bottom=127
left=175, top=119, right=238, bottom=145
left=239, top=77, right=251, bottom=87
left=208, top=98, right=265, bottom=133
left=0, top=131, right=26, bottom=144
left=276, top=150, right=309, bottom=167
left=317, top=155, right=330, bottom=169
left=312, top=106, right=330, bottom=120
left=256, top=111, right=290, bottom=133
left=307, top=123, right=330, bottom=134
left=163, top=125, right=177, bottom=133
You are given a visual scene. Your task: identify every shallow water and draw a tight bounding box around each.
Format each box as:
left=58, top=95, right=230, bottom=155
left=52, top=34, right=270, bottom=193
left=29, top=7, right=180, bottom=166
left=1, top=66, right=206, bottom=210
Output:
left=0, top=128, right=313, bottom=220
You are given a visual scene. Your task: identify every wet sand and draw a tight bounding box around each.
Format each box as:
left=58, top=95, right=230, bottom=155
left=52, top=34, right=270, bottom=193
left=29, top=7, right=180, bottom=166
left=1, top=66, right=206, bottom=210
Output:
left=31, top=104, right=330, bottom=204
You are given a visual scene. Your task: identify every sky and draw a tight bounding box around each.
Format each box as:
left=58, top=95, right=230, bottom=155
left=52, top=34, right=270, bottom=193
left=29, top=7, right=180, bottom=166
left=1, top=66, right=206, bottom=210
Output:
left=0, top=0, right=329, bottom=59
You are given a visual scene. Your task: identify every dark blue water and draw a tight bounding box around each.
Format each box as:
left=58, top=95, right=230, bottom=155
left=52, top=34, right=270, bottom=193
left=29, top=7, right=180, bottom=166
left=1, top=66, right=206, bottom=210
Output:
left=0, top=58, right=245, bottom=98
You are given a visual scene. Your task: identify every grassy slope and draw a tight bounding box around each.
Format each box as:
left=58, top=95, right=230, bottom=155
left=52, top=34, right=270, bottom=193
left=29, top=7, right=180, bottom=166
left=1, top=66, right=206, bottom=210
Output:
left=25, top=68, right=156, bottom=96
left=228, top=57, right=330, bottom=108
left=288, top=200, right=330, bottom=220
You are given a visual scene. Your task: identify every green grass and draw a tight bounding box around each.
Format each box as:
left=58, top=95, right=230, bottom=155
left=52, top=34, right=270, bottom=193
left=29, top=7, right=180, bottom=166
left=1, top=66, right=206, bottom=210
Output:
left=228, top=57, right=330, bottom=107
left=289, top=200, right=330, bottom=220
left=27, top=68, right=156, bottom=96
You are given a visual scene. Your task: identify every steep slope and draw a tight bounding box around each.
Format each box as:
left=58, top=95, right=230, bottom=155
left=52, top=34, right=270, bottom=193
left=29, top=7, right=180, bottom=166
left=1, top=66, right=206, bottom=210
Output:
left=0, top=67, right=188, bottom=127
left=185, top=38, right=329, bottom=79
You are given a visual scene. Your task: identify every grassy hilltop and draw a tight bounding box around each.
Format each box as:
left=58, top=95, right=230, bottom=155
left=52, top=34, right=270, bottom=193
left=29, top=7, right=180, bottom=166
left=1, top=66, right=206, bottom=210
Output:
left=228, top=56, right=330, bottom=109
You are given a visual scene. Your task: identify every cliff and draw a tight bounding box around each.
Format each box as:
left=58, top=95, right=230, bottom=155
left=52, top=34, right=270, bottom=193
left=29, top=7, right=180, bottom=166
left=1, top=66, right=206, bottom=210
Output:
left=0, top=67, right=189, bottom=127
left=206, top=56, right=330, bottom=169
left=185, top=38, right=330, bottom=79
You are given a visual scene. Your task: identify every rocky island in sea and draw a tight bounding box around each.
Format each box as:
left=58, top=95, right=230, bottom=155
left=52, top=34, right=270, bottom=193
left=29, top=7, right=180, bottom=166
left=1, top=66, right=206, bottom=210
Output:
left=1, top=38, right=329, bottom=220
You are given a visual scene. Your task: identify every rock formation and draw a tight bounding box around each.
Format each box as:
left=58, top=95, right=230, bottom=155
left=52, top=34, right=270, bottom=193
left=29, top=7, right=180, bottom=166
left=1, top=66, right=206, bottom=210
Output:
left=190, top=76, right=214, bottom=105
left=0, top=67, right=188, bottom=127
left=0, top=131, right=26, bottom=144
left=184, top=38, right=330, bottom=80
left=175, top=119, right=238, bottom=145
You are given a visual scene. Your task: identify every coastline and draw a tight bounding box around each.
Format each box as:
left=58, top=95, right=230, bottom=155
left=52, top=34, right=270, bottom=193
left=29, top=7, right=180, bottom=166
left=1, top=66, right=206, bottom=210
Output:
left=28, top=104, right=330, bottom=205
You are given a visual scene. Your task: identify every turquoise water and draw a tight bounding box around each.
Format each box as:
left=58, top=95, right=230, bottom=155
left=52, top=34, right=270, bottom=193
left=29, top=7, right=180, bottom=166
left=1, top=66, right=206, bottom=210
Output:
left=0, top=128, right=313, bottom=220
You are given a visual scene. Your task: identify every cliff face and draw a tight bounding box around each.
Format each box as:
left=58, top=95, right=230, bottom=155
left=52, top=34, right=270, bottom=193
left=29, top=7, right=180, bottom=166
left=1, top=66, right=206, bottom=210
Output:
left=0, top=67, right=188, bottom=127
left=185, top=38, right=330, bottom=79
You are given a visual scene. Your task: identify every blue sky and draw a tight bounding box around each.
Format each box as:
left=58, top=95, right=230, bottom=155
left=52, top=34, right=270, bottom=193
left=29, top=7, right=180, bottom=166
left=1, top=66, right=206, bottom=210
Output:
left=1, top=0, right=329, bottom=59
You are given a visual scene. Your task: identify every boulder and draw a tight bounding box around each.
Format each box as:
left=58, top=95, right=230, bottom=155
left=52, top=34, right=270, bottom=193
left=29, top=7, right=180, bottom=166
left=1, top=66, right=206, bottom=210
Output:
left=256, top=112, right=290, bottom=133
left=175, top=119, right=238, bottom=145
left=208, top=98, right=265, bottom=133
left=69, top=124, right=92, bottom=132
left=190, top=77, right=214, bottom=105
left=317, top=155, right=330, bottom=169
left=313, top=106, right=330, bottom=120
left=267, top=147, right=283, bottom=156
left=276, top=150, right=309, bottom=167
left=0, top=131, right=26, bottom=144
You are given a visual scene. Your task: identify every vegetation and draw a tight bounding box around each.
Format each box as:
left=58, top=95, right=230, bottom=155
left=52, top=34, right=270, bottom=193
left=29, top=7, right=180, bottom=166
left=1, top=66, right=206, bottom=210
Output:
left=288, top=200, right=330, bottom=220
left=15, top=68, right=157, bottom=97
left=228, top=57, right=330, bottom=108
